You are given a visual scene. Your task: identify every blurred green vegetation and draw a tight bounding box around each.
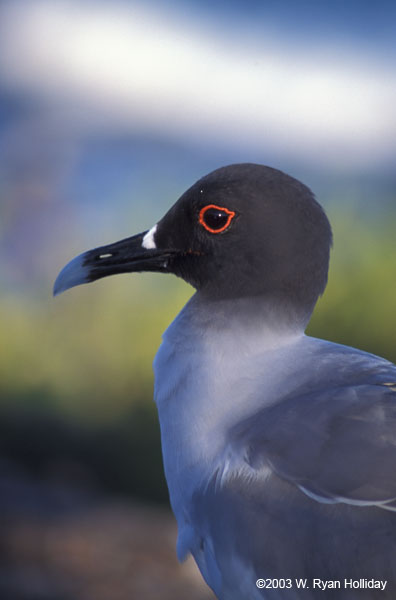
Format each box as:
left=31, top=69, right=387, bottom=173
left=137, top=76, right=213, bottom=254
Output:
left=0, top=276, right=190, bottom=421
left=308, top=206, right=396, bottom=361
left=0, top=207, right=395, bottom=503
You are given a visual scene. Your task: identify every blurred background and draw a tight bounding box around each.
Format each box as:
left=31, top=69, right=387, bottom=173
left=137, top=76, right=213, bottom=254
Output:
left=0, top=0, right=395, bottom=598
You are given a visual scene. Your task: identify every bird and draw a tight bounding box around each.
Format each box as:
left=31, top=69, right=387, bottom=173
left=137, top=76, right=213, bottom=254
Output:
left=54, top=163, right=396, bottom=599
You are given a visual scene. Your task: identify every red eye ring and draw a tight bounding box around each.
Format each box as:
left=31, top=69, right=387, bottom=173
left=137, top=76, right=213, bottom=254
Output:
left=198, top=204, right=236, bottom=234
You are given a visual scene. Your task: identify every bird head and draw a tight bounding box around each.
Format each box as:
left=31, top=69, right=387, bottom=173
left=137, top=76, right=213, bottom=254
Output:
left=54, top=163, right=332, bottom=324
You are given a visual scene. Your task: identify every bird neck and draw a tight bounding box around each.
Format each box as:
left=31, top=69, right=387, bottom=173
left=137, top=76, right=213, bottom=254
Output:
left=173, top=292, right=309, bottom=352
left=195, top=292, right=310, bottom=330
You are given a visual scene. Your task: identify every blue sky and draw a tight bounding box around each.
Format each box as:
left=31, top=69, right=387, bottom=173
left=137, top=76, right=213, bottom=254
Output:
left=167, top=0, right=396, bottom=49
left=1, top=0, right=395, bottom=170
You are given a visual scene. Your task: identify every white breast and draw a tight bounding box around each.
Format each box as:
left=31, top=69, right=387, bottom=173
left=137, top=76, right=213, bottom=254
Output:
left=153, top=296, right=304, bottom=560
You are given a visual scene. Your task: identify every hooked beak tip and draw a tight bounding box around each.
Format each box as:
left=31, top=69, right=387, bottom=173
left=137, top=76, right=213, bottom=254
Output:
left=53, top=253, right=89, bottom=296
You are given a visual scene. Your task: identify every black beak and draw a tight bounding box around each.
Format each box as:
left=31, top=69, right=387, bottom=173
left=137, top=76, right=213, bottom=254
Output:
left=53, top=231, right=176, bottom=296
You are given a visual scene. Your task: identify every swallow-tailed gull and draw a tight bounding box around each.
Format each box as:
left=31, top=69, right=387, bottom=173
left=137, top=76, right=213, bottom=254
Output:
left=54, top=164, right=396, bottom=599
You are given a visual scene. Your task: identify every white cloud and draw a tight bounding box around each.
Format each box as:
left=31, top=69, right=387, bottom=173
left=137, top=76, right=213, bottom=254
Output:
left=0, top=1, right=395, bottom=167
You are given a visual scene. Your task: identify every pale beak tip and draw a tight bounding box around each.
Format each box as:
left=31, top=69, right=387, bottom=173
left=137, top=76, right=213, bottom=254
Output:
left=53, top=253, right=89, bottom=297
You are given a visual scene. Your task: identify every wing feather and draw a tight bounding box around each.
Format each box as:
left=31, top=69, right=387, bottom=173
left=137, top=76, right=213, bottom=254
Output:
left=230, top=377, right=396, bottom=507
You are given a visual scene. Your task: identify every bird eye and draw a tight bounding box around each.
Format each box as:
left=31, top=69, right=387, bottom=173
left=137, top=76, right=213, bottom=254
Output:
left=199, top=204, right=236, bottom=234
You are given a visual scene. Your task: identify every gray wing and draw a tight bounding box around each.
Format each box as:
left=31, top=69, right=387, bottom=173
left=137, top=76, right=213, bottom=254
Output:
left=230, top=377, right=396, bottom=509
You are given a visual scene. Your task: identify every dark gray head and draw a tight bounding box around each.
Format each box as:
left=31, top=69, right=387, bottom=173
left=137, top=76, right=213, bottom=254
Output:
left=54, top=163, right=332, bottom=324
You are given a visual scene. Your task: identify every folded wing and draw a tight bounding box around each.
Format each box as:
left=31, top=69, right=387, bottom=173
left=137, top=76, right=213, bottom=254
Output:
left=231, top=377, right=396, bottom=509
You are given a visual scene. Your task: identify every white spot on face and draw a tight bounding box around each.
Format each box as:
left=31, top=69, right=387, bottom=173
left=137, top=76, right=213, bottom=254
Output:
left=142, top=224, right=157, bottom=249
